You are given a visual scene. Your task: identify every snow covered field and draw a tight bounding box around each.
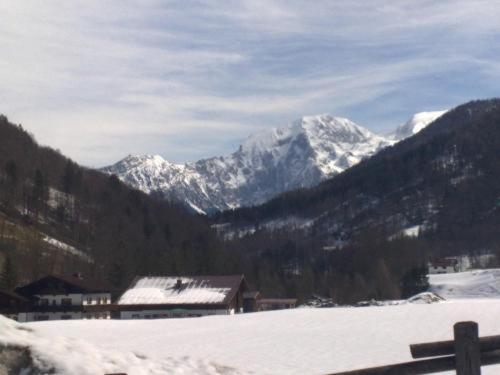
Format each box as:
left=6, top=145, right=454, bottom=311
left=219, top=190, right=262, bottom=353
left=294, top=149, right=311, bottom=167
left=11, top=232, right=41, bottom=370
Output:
left=429, top=268, right=500, bottom=299
left=3, top=299, right=500, bottom=374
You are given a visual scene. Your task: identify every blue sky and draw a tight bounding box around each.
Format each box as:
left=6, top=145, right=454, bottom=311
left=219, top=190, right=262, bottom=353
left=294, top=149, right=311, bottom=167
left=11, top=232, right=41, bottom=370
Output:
left=1, top=0, right=499, bottom=167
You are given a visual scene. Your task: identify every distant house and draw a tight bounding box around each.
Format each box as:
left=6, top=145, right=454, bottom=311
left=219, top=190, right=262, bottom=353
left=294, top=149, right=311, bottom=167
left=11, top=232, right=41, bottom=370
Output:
left=0, top=289, right=29, bottom=321
left=14, top=274, right=112, bottom=322
left=257, top=298, right=297, bottom=311
left=243, top=292, right=298, bottom=312
left=117, top=275, right=248, bottom=319
left=243, top=291, right=261, bottom=313
left=428, top=258, right=459, bottom=274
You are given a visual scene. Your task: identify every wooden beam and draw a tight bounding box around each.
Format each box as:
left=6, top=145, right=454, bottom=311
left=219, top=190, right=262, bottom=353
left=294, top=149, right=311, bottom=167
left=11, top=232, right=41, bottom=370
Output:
left=329, top=348, right=500, bottom=374
left=411, top=335, right=500, bottom=359
left=454, top=321, right=481, bottom=375
left=481, top=349, right=500, bottom=365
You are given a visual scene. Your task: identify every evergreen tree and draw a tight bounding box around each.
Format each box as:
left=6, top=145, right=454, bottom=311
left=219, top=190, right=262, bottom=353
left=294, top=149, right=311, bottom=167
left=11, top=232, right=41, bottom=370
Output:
left=108, top=261, right=126, bottom=288
left=401, top=266, right=429, bottom=298
left=61, top=160, right=75, bottom=194
left=374, top=260, right=401, bottom=300
left=0, top=255, right=17, bottom=290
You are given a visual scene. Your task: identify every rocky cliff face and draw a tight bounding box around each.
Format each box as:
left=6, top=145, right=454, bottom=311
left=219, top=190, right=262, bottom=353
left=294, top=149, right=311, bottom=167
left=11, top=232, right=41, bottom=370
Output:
left=103, top=111, right=445, bottom=214
left=103, top=115, right=393, bottom=213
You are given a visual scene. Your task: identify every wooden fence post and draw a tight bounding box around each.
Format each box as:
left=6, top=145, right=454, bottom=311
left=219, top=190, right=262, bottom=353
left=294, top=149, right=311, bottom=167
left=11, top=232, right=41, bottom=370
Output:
left=454, top=321, right=481, bottom=375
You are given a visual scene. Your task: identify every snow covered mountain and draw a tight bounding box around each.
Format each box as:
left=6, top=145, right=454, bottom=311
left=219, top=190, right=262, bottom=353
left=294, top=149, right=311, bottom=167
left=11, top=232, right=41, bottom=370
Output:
left=389, top=110, right=448, bottom=141
left=103, top=115, right=393, bottom=213
left=102, top=111, right=445, bottom=214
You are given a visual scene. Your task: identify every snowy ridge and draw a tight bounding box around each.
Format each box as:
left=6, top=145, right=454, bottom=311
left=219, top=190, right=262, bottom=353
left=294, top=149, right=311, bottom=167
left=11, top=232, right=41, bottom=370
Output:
left=103, top=111, right=446, bottom=213
left=389, top=110, right=448, bottom=141
left=42, top=235, right=93, bottom=263
left=429, top=269, right=500, bottom=299
left=103, top=115, right=391, bottom=213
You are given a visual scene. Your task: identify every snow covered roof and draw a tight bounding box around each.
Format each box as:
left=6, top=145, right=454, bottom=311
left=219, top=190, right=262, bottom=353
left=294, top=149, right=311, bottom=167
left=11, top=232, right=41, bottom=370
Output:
left=118, top=275, right=246, bottom=306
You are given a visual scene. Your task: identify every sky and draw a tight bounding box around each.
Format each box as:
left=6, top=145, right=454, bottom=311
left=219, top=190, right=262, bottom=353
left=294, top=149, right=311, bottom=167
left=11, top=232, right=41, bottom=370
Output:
left=1, top=0, right=499, bottom=167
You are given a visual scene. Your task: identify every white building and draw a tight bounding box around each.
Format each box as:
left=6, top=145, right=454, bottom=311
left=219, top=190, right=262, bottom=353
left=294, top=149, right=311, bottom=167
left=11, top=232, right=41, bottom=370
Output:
left=428, top=258, right=459, bottom=274
left=14, top=274, right=112, bottom=322
left=117, top=275, right=247, bottom=319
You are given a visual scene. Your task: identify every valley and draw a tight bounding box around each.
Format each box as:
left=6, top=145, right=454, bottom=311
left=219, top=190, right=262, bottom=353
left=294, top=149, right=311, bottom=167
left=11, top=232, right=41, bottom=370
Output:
left=1, top=2, right=499, bottom=374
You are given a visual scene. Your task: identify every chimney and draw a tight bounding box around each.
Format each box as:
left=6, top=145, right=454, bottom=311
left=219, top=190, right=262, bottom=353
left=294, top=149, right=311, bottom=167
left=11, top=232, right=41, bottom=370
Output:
left=176, top=278, right=182, bottom=289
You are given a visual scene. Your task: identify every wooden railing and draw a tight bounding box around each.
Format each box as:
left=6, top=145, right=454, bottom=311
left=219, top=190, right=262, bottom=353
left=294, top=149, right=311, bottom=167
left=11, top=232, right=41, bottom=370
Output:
left=330, top=321, right=500, bottom=375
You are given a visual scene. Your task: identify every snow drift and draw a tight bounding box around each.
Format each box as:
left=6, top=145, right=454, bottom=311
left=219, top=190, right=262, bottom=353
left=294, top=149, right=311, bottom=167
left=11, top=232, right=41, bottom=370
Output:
left=2, top=299, right=500, bottom=374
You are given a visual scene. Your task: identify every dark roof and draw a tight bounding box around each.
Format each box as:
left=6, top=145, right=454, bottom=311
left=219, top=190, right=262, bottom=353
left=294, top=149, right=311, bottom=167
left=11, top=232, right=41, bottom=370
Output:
left=243, top=291, right=261, bottom=299
left=0, top=289, right=29, bottom=302
left=16, top=274, right=111, bottom=297
left=429, top=258, right=458, bottom=267
left=118, top=275, right=247, bottom=306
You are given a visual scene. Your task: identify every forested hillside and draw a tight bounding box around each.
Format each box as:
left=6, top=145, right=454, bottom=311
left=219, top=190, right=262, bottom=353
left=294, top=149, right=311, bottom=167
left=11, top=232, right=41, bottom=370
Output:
left=214, top=99, right=500, bottom=302
left=0, top=114, right=434, bottom=303
left=2, top=98, right=499, bottom=304
left=0, top=115, right=239, bottom=289
left=216, top=99, right=500, bottom=247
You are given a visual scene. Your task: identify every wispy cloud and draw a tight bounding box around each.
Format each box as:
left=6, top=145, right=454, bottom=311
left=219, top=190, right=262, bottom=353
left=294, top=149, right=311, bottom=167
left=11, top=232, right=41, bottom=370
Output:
left=0, top=1, right=499, bottom=166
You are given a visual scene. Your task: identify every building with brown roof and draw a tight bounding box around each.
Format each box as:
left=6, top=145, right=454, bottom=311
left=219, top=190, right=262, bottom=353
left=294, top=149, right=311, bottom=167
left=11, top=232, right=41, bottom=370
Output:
left=14, top=274, right=112, bottom=322
left=428, top=258, right=460, bottom=274
left=117, top=275, right=248, bottom=319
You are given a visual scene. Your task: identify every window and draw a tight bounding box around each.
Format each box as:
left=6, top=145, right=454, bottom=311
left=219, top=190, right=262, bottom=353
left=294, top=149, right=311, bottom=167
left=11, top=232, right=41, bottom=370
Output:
left=39, top=299, right=49, bottom=306
left=102, top=297, right=108, bottom=304
left=86, top=297, right=92, bottom=305
left=35, top=315, right=49, bottom=321
left=131, top=314, right=140, bottom=319
left=97, top=297, right=102, bottom=305
left=61, top=298, right=72, bottom=306
left=61, top=315, right=72, bottom=320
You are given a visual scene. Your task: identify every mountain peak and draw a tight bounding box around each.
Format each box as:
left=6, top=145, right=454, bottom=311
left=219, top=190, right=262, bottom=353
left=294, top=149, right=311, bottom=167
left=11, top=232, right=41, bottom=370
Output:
left=102, top=109, right=447, bottom=213
left=103, top=114, right=391, bottom=213
left=297, top=114, right=384, bottom=145
left=121, top=153, right=164, bottom=163
left=390, top=110, right=448, bottom=141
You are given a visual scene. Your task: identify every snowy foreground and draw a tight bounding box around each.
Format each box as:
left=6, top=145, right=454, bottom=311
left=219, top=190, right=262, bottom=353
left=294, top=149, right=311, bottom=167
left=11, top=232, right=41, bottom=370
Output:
left=3, top=299, right=500, bottom=374
left=430, top=268, right=500, bottom=299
